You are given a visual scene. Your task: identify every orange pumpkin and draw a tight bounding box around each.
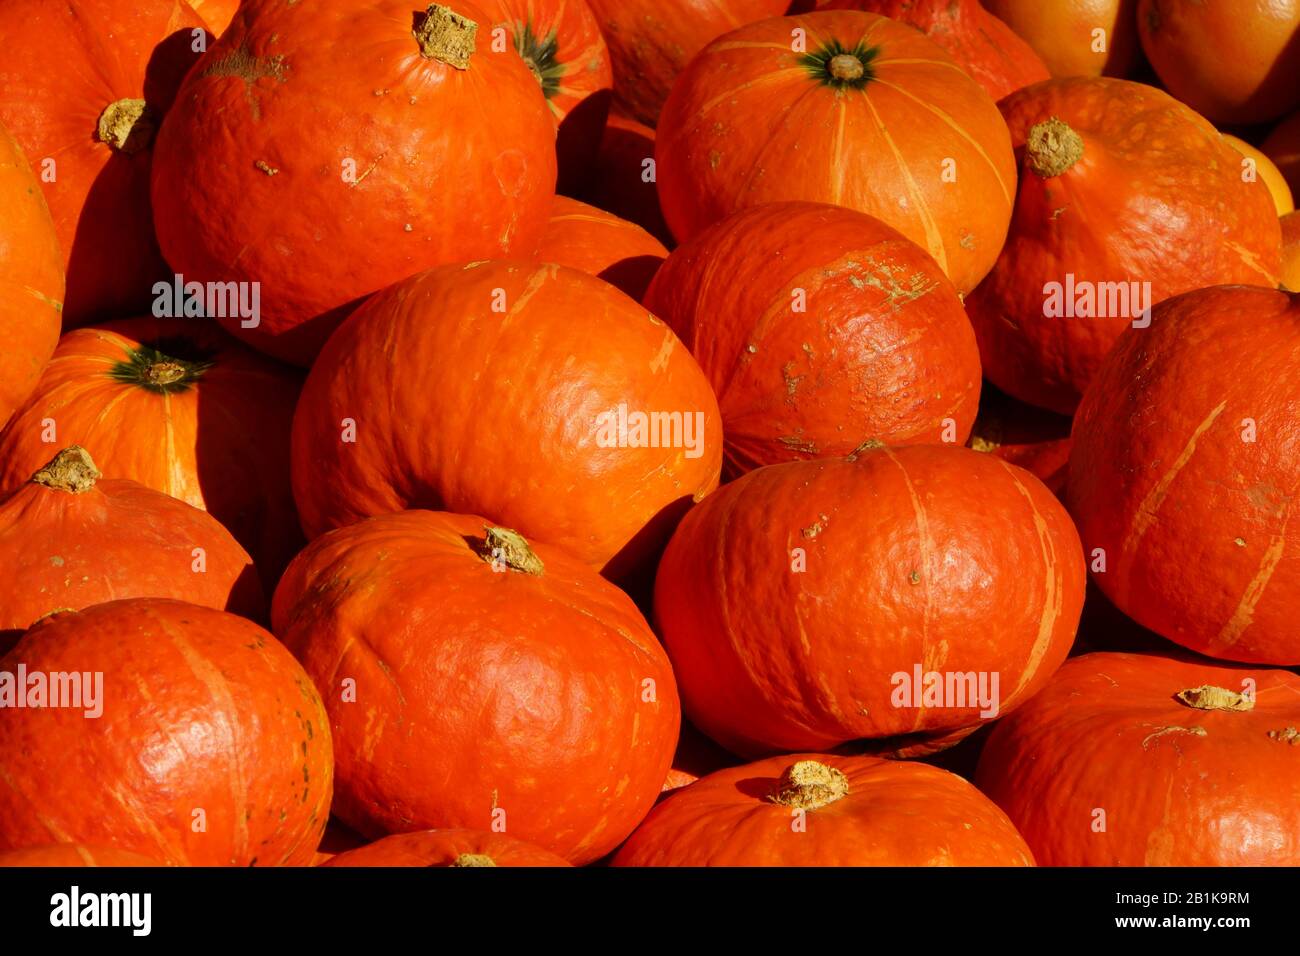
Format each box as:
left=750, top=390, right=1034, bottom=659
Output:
left=576, top=111, right=673, bottom=246
left=983, top=0, right=1140, bottom=78
left=272, top=511, right=680, bottom=865
left=1068, top=285, right=1300, bottom=665
left=1281, top=211, right=1300, bottom=291
left=1262, top=110, right=1300, bottom=197
left=0, top=447, right=264, bottom=654
left=0, top=599, right=332, bottom=866
left=644, top=201, right=982, bottom=476
left=539, top=196, right=667, bottom=300
left=323, top=830, right=571, bottom=867
left=653, top=444, right=1086, bottom=757
left=614, top=754, right=1035, bottom=866
left=655, top=10, right=1016, bottom=295
left=965, top=78, right=1282, bottom=414
left=0, top=318, right=302, bottom=589
left=0, top=121, right=62, bottom=429
left=290, top=261, right=721, bottom=578
left=0, top=844, right=166, bottom=867
left=977, top=652, right=1300, bottom=865
left=1138, top=0, right=1300, bottom=124
left=190, top=0, right=239, bottom=33
left=1221, top=133, right=1294, bottom=216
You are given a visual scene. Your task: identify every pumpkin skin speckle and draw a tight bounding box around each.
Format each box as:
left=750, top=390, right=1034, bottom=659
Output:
left=323, top=829, right=571, bottom=867
left=0, top=599, right=332, bottom=866
left=977, top=652, right=1300, bottom=865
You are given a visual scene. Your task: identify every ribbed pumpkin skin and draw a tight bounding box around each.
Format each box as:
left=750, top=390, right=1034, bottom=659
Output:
left=540, top=195, right=667, bottom=300
left=583, top=0, right=789, bottom=127
left=653, top=445, right=1086, bottom=757
left=576, top=111, right=673, bottom=246
left=614, top=753, right=1035, bottom=866
left=477, top=0, right=612, bottom=192
left=655, top=11, right=1016, bottom=296
left=0, top=844, right=165, bottom=867
left=1138, top=0, right=1300, bottom=125
left=983, top=0, right=1139, bottom=78
left=323, top=830, right=572, bottom=867
left=0, top=318, right=302, bottom=590
left=976, top=652, right=1300, bottom=865
left=272, top=510, right=680, bottom=865
left=818, top=0, right=1050, bottom=100
left=965, top=78, right=1282, bottom=415
left=0, top=123, right=62, bottom=428
left=151, top=0, right=556, bottom=365
left=0, top=448, right=264, bottom=652
left=0, top=0, right=204, bottom=326
left=1263, top=111, right=1300, bottom=197
left=0, top=599, right=332, bottom=866
left=290, top=261, right=721, bottom=576
left=645, top=202, right=982, bottom=476
left=1067, top=286, right=1300, bottom=665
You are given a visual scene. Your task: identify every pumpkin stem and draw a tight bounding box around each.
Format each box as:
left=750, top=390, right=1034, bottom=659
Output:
left=96, top=98, right=155, bottom=154
left=1026, top=117, right=1083, bottom=178
left=1175, top=685, right=1254, bottom=712
left=413, top=4, right=478, bottom=69
left=828, top=54, right=864, bottom=82
left=768, top=760, right=849, bottom=810
left=478, top=527, right=545, bottom=575
left=801, top=40, right=878, bottom=90
left=109, top=339, right=216, bottom=395
left=31, top=447, right=101, bottom=494
left=450, top=853, right=497, bottom=867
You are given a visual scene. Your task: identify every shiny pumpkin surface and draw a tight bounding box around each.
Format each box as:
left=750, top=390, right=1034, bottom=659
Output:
left=272, top=510, right=680, bottom=865
left=323, top=829, right=571, bottom=867
left=540, top=195, right=667, bottom=300
left=983, top=0, right=1140, bottom=78
left=977, top=652, right=1300, bottom=865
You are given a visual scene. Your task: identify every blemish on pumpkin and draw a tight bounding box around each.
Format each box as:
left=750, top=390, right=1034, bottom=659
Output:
left=203, top=45, right=288, bottom=83
left=909, top=569, right=921, bottom=585
left=969, top=435, right=1000, bottom=452
left=254, top=160, right=278, bottom=176
left=1141, top=725, right=1207, bottom=750
left=1175, top=685, right=1254, bottom=712
left=958, top=232, right=975, bottom=250
left=801, top=514, right=829, bottom=538
left=1268, top=726, right=1300, bottom=744
left=768, top=760, right=849, bottom=810
left=404, top=223, right=413, bottom=232
left=778, top=435, right=819, bottom=455
left=708, top=150, right=721, bottom=169
left=845, top=438, right=885, bottom=461
left=1234, top=537, right=1246, bottom=547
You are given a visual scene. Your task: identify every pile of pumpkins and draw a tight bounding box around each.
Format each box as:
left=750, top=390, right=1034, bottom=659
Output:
left=0, top=0, right=1297, bottom=868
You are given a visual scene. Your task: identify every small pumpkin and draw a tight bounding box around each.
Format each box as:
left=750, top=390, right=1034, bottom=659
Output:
left=983, top=0, right=1140, bottom=78
left=0, top=318, right=302, bottom=590
left=583, top=0, right=789, bottom=127
left=290, top=260, right=721, bottom=578
left=0, top=0, right=205, bottom=325
left=540, top=195, right=667, bottom=300
left=0, top=844, right=166, bottom=867
left=965, top=77, right=1282, bottom=414
left=1067, top=285, right=1300, bottom=665
left=1281, top=211, right=1300, bottom=291
left=1221, top=133, right=1295, bottom=216
left=272, top=510, right=680, bottom=865
left=476, top=0, right=612, bottom=192
left=655, top=10, right=1016, bottom=295
left=1262, top=110, right=1300, bottom=198
left=967, top=387, right=1073, bottom=498
left=644, top=202, right=982, bottom=476
left=614, top=754, right=1035, bottom=866
left=818, top=0, right=1050, bottom=100
left=1138, top=0, right=1300, bottom=125
left=0, top=447, right=264, bottom=654
left=653, top=444, right=1085, bottom=757
left=151, top=0, right=557, bottom=364
left=0, top=121, right=62, bottom=429
left=0, top=599, right=332, bottom=866
left=323, top=830, right=571, bottom=867
left=976, top=652, right=1300, bottom=865
left=576, top=111, right=673, bottom=246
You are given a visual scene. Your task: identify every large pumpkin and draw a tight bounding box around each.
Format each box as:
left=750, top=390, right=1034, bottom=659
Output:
left=818, top=0, right=1050, bottom=101
left=576, top=111, right=673, bottom=246
left=0, top=0, right=205, bottom=325
left=976, top=652, right=1300, bottom=865
left=323, top=830, right=571, bottom=867
left=272, top=510, right=680, bottom=865
left=0, top=446, right=263, bottom=653
left=0, top=844, right=165, bottom=867
left=1138, top=0, right=1300, bottom=125
left=982, top=0, right=1139, bottom=78
left=583, top=0, right=789, bottom=127
left=644, top=202, right=982, bottom=476
left=476, top=0, right=612, bottom=192
left=151, top=0, right=556, bottom=365
left=1067, top=285, right=1300, bottom=665
left=1221, top=133, right=1294, bottom=216
left=965, top=77, right=1282, bottom=415
left=0, top=599, right=332, bottom=866
left=290, top=260, right=721, bottom=578
left=1262, top=110, right=1300, bottom=197
left=540, top=195, right=667, bottom=300
left=0, top=121, right=62, bottom=428
left=0, top=318, right=302, bottom=589
left=613, top=754, right=1035, bottom=865
left=655, top=10, right=1016, bottom=295
left=653, top=444, right=1086, bottom=757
